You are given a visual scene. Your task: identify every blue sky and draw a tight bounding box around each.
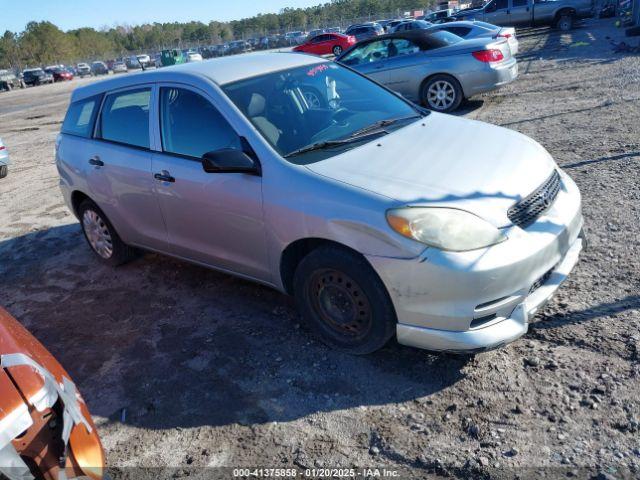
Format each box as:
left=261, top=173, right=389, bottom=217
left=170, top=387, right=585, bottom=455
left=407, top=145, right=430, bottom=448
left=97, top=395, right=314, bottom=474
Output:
left=2, top=0, right=324, bottom=32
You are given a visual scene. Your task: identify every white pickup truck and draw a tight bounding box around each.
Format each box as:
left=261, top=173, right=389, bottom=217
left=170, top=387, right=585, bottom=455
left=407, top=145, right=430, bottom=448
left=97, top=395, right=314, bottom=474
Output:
left=454, top=0, right=593, bottom=31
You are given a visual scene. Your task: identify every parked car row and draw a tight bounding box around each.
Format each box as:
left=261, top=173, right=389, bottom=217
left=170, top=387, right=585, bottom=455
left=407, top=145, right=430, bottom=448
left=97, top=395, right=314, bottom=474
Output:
left=293, top=20, right=519, bottom=113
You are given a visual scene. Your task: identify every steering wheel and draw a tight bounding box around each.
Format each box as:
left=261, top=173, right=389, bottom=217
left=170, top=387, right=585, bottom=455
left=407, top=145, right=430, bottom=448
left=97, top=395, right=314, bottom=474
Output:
left=331, top=107, right=350, bottom=124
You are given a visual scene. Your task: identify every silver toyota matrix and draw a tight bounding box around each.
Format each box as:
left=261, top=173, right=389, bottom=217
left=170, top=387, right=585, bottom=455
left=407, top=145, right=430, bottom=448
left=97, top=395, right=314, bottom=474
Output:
left=56, top=52, right=584, bottom=354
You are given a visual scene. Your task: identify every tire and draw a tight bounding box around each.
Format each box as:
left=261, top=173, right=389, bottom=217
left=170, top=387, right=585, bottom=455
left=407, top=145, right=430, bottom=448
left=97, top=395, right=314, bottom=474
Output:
left=77, top=199, right=138, bottom=266
left=0, top=165, right=7, bottom=179
left=293, top=246, right=397, bottom=354
left=626, top=25, right=640, bottom=37
left=421, top=74, right=463, bottom=113
left=332, top=45, right=343, bottom=56
left=557, top=14, right=573, bottom=31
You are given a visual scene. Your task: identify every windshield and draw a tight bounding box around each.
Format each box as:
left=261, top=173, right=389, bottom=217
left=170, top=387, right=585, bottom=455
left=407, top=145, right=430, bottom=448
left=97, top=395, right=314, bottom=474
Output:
left=222, top=62, right=422, bottom=163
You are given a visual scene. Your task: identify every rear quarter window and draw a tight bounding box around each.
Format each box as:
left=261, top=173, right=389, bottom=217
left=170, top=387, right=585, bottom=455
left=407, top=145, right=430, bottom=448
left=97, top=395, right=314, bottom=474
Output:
left=61, top=95, right=101, bottom=138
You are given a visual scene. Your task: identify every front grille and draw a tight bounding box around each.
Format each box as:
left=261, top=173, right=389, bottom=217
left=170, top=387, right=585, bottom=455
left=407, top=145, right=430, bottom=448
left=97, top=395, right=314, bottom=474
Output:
left=508, top=170, right=562, bottom=229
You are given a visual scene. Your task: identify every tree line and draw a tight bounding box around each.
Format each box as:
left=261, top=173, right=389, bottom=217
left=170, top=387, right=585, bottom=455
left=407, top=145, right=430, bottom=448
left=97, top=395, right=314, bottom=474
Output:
left=0, top=0, right=435, bottom=69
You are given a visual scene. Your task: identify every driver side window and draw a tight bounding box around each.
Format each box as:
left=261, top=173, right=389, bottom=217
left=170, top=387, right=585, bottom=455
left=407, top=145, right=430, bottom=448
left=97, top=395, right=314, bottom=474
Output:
left=160, top=87, right=241, bottom=159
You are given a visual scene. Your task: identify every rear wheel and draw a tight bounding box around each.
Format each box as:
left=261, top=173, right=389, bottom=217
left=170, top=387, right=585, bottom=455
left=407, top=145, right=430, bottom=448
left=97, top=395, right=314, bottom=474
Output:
left=78, top=199, right=138, bottom=266
left=557, top=14, right=574, bottom=31
left=0, top=165, right=7, bottom=179
left=332, top=45, right=343, bottom=56
left=293, top=246, right=396, bottom=354
left=421, top=74, right=463, bottom=113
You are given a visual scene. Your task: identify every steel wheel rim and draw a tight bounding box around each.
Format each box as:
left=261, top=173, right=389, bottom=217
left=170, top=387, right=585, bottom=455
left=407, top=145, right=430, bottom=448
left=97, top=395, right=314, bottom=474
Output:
left=82, top=209, right=113, bottom=259
left=333, top=46, right=342, bottom=56
left=308, top=269, right=372, bottom=339
left=427, top=80, right=456, bottom=110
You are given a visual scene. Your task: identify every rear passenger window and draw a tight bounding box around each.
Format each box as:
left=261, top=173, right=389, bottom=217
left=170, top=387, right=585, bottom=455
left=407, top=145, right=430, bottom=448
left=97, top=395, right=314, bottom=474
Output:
left=446, top=27, right=472, bottom=37
left=160, top=87, right=241, bottom=159
left=389, top=39, right=420, bottom=57
left=61, top=95, right=100, bottom=138
left=99, top=88, right=151, bottom=149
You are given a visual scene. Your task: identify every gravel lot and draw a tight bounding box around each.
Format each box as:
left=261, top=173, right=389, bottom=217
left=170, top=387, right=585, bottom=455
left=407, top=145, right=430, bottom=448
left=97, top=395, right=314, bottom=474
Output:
left=0, top=18, right=638, bottom=479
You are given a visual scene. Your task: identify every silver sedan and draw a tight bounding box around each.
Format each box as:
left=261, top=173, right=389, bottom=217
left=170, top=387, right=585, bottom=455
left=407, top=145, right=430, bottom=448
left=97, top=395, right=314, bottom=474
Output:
left=426, top=20, right=519, bottom=55
left=0, top=138, right=9, bottom=179
left=337, top=29, right=517, bottom=112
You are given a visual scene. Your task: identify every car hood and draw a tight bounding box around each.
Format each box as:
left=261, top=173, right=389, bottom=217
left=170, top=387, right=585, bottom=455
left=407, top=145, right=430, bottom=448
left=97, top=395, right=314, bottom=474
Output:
left=305, top=112, right=556, bottom=227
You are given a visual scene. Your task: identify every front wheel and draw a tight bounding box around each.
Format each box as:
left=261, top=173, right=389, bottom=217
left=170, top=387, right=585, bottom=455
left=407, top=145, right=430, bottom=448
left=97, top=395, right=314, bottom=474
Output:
left=557, top=14, right=573, bottom=31
left=78, top=199, right=138, bottom=266
left=421, top=74, right=463, bottom=113
left=332, top=45, right=343, bottom=56
left=293, top=246, right=396, bottom=354
left=0, top=165, right=8, bottom=179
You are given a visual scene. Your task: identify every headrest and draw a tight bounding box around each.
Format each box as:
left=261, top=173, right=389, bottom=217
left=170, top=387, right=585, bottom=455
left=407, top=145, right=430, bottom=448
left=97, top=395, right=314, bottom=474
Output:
left=247, top=93, right=266, bottom=117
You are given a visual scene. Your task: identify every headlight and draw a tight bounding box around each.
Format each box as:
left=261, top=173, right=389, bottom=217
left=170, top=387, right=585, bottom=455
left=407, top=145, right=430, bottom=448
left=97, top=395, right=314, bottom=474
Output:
left=386, top=207, right=507, bottom=252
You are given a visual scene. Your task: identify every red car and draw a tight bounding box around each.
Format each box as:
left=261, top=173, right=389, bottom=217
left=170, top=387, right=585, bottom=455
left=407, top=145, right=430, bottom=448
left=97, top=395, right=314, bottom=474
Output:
left=45, top=67, right=73, bottom=82
left=293, top=33, right=356, bottom=57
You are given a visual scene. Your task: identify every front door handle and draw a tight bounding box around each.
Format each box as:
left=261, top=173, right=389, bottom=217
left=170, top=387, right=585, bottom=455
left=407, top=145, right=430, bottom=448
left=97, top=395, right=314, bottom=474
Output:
left=89, top=156, right=104, bottom=167
left=154, top=170, right=175, bottom=183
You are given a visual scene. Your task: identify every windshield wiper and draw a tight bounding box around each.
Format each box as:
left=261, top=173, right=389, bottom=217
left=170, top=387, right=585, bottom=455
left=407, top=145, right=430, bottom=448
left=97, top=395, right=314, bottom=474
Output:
left=284, top=130, right=387, bottom=158
left=348, top=114, right=422, bottom=139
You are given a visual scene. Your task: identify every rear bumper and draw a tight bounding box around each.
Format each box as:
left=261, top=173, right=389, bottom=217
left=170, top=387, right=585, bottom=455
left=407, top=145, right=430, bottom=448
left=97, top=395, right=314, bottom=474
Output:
left=395, top=234, right=583, bottom=353
left=464, top=58, right=518, bottom=97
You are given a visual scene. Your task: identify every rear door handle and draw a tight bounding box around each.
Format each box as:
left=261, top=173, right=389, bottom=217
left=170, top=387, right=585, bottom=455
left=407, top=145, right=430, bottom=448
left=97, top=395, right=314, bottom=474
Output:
left=89, top=156, right=104, bottom=167
left=154, top=170, right=175, bottom=183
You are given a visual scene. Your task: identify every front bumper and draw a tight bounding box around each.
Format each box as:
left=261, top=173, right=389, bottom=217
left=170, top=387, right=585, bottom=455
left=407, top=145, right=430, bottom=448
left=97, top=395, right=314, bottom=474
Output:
left=395, top=234, right=583, bottom=353
left=367, top=170, right=583, bottom=353
left=0, top=152, right=9, bottom=167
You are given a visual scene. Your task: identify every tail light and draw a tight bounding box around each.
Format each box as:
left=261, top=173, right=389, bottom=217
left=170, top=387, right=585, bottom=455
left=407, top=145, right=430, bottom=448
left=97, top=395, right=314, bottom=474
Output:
left=472, top=49, right=504, bottom=62
left=498, top=32, right=512, bottom=39
left=0, top=146, right=5, bottom=151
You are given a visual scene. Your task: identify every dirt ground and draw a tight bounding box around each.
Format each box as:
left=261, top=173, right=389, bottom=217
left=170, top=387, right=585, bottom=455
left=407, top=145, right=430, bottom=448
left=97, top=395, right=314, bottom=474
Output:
left=0, top=18, right=639, bottom=480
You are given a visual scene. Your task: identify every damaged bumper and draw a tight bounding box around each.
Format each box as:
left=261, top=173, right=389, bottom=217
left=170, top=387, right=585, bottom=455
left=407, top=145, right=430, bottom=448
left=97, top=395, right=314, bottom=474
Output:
left=394, top=235, right=583, bottom=353
left=366, top=170, right=584, bottom=353
left=0, top=308, right=104, bottom=480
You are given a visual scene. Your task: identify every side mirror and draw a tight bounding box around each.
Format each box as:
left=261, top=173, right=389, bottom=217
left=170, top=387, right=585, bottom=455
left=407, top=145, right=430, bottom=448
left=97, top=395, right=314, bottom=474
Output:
left=201, top=149, right=260, bottom=175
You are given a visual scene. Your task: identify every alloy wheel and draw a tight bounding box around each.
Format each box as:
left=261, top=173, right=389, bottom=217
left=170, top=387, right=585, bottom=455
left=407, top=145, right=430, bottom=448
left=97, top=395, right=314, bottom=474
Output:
left=82, top=209, right=113, bottom=259
left=427, top=80, right=456, bottom=111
